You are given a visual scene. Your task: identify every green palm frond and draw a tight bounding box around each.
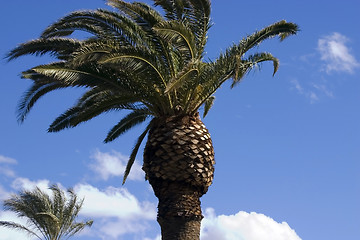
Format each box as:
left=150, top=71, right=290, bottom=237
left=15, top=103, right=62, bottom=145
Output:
left=1, top=185, right=91, bottom=240
left=239, top=20, right=299, bottom=55
left=107, top=0, right=163, bottom=28
left=153, top=20, right=196, bottom=60
left=6, top=38, right=82, bottom=61
left=123, top=121, right=152, bottom=184
left=203, top=95, right=215, bottom=118
left=41, top=10, right=123, bottom=38
left=99, top=47, right=166, bottom=84
left=105, top=108, right=151, bottom=143
left=153, top=0, right=186, bottom=21
left=164, top=60, right=199, bottom=94
left=27, top=63, right=122, bottom=90
left=8, top=0, right=298, bottom=184
left=231, top=52, right=279, bottom=87
left=0, top=221, right=42, bottom=239
left=17, top=80, right=66, bottom=123
left=48, top=90, right=141, bottom=132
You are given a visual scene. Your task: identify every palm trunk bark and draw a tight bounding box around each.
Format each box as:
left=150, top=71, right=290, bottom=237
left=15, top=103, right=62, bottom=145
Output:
left=152, top=179, right=203, bottom=240
left=143, top=113, right=215, bottom=240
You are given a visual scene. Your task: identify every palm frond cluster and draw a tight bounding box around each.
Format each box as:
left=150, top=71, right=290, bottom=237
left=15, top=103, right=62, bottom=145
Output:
left=7, top=0, right=298, bottom=182
left=0, top=185, right=92, bottom=240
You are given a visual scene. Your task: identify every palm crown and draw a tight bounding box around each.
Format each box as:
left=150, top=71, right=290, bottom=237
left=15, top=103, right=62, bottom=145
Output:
left=0, top=185, right=92, bottom=240
left=7, top=0, right=298, bottom=182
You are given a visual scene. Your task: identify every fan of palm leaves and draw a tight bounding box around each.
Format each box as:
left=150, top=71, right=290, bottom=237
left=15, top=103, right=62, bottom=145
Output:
left=0, top=185, right=93, bottom=240
left=7, top=0, right=298, bottom=183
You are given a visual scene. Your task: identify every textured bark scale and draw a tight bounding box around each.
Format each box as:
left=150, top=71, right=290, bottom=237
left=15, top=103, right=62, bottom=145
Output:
left=143, top=113, right=215, bottom=240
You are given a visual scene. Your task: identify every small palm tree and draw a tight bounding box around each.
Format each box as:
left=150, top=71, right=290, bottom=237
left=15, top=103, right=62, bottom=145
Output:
left=0, top=185, right=93, bottom=240
left=7, top=0, right=298, bottom=239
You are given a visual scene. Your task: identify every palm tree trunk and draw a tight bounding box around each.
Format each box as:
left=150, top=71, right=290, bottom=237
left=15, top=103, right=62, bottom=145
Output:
left=143, top=114, right=215, bottom=240
left=152, top=179, right=203, bottom=240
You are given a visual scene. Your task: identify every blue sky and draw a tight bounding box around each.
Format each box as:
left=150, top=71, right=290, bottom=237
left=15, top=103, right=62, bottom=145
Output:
left=0, top=0, right=359, bottom=239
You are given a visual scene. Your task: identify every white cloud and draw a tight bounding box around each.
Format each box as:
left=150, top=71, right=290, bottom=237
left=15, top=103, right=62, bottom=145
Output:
left=74, top=184, right=156, bottom=220
left=318, top=32, right=360, bottom=74
left=144, top=235, right=161, bottom=240
left=74, top=184, right=157, bottom=240
left=201, top=208, right=301, bottom=240
left=0, top=156, right=17, bottom=164
left=11, top=177, right=52, bottom=193
left=89, top=150, right=144, bottom=181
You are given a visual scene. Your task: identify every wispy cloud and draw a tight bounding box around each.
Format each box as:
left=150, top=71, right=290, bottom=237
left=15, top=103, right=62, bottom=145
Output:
left=0, top=156, right=17, bottom=164
left=201, top=208, right=301, bottom=240
left=318, top=32, right=360, bottom=74
left=89, top=150, right=144, bottom=181
left=0, top=155, right=17, bottom=178
left=290, top=79, right=319, bottom=103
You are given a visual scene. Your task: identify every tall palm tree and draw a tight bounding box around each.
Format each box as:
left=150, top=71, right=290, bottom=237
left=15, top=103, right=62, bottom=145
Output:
left=7, top=0, right=298, bottom=239
left=0, top=185, right=93, bottom=240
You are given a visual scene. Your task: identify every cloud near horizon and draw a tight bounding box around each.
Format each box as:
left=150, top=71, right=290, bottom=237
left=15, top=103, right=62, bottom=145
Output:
left=201, top=208, right=302, bottom=240
left=318, top=32, right=360, bottom=74
left=0, top=153, right=301, bottom=240
left=1, top=177, right=157, bottom=240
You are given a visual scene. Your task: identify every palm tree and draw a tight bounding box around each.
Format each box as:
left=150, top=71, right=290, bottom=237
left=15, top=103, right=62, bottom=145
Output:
left=0, top=185, right=93, bottom=240
left=7, top=0, right=298, bottom=239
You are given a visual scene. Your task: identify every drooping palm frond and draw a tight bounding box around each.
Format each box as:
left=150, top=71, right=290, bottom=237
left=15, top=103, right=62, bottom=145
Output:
left=6, top=38, right=82, bottom=61
left=123, top=121, right=153, bottom=184
left=238, top=20, right=299, bottom=56
left=0, top=221, right=42, bottom=239
left=104, top=108, right=151, bottom=143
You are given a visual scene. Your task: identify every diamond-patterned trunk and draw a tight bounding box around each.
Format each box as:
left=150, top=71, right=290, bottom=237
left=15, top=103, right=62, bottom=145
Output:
left=143, top=113, right=215, bottom=240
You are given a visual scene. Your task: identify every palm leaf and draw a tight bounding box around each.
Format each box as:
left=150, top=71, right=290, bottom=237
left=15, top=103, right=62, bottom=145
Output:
left=0, top=221, right=42, bottom=239
left=123, top=121, right=152, bottom=184
left=17, top=80, right=66, bottom=123
left=6, top=38, right=82, bottom=61
left=104, top=108, right=150, bottom=143
left=239, top=20, right=299, bottom=55
left=153, top=20, right=196, bottom=60
left=203, top=95, right=215, bottom=118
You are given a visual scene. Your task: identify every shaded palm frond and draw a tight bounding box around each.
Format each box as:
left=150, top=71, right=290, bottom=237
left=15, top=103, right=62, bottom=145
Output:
left=0, top=221, right=42, bottom=239
left=153, top=20, right=196, bottom=60
left=123, top=121, right=153, bottom=184
left=105, top=108, right=151, bottom=143
left=107, top=0, right=163, bottom=29
left=17, top=80, right=67, bottom=123
left=231, top=52, right=279, bottom=87
left=203, top=95, right=215, bottom=118
left=164, top=59, right=200, bottom=93
left=8, top=0, right=299, bottom=183
left=6, top=38, right=82, bottom=61
left=26, top=63, right=123, bottom=91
